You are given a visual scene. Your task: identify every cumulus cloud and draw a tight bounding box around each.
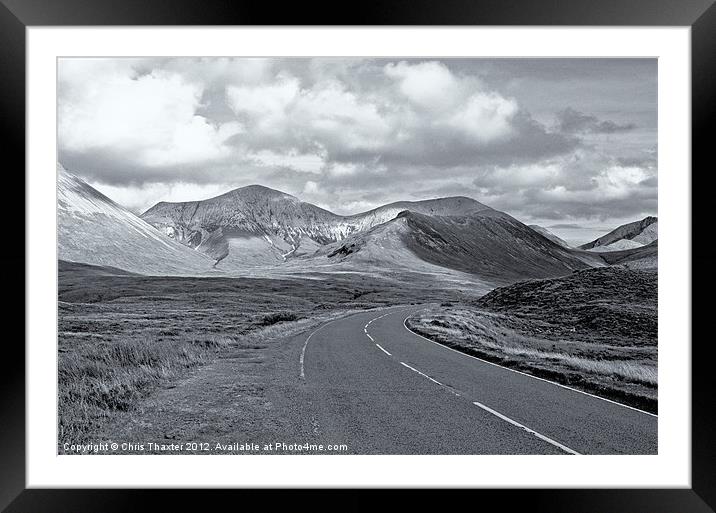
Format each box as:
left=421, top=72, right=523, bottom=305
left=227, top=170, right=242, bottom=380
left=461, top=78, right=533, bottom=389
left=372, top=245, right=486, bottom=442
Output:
left=58, top=57, right=656, bottom=226
left=385, top=60, right=463, bottom=112
left=59, top=59, right=242, bottom=178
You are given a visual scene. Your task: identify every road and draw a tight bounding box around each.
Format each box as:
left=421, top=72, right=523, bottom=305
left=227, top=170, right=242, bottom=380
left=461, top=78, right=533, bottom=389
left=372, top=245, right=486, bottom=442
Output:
left=292, top=305, right=657, bottom=455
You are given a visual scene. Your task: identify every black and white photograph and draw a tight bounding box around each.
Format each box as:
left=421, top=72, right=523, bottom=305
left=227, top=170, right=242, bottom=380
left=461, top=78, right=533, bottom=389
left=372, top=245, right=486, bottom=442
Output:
left=57, top=56, right=658, bottom=456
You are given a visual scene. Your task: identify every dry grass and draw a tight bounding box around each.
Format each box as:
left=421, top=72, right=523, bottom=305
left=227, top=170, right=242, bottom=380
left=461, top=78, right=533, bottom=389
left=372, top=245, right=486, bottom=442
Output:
left=58, top=261, right=456, bottom=446
left=58, top=335, right=237, bottom=443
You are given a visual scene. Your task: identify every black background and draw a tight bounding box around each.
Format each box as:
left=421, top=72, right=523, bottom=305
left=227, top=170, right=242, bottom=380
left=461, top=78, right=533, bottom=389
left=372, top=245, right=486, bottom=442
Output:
left=1, top=0, right=713, bottom=511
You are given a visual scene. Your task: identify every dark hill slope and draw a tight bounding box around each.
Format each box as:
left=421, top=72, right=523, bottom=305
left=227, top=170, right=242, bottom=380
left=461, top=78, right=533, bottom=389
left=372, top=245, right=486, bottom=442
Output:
left=476, top=266, right=657, bottom=343
left=321, top=210, right=592, bottom=285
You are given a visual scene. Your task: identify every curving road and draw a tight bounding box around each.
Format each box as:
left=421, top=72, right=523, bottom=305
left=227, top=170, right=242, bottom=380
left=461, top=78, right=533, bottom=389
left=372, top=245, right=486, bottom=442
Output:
left=292, top=305, right=657, bottom=455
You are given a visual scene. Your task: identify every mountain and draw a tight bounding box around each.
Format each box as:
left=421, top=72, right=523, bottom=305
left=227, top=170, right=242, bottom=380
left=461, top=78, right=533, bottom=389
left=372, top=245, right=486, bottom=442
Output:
left=58, top=164, right=216, bottom=275
left=141, top=186, right=493, bottom=269
left=528, top=225, right=571, bottom=248
left=318, top=210, right=592, bottom=285
left=580, top=216, right=657, bottom=251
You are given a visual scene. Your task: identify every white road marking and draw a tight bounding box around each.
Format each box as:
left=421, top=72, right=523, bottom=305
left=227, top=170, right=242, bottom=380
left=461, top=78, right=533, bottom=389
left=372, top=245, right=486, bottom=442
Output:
left=300, top=321, right=334, bottom=380
left=401, top=313, right=658, bottom=418
left=375, top=344, right=392, bottom=356
left=400, top=361, right=444, bottom=386
left=364, top=309, right=414, bottom=357
left=301, top=306, right=404, bottom=379
left=472, top=400, right=581, bottom=455
left=401, top=356, right=579, bottom=455
left=364, top=311, right=392, bottom=329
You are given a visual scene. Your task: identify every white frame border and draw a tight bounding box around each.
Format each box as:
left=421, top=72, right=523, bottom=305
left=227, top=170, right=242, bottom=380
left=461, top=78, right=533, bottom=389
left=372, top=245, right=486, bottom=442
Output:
left=27, top=26, right=691, bottom=488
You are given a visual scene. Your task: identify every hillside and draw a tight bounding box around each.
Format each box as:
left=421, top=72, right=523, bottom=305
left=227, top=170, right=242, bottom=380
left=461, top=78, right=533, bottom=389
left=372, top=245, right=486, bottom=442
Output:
left=58, top=164, right=217, bottom=275
left=319, top=210, right=592, bottom=285
left=597, top=240, right=658, bottom=269
left=141, top=187, right=495, bottom=268
left=528, top=224, right=571, bottom=248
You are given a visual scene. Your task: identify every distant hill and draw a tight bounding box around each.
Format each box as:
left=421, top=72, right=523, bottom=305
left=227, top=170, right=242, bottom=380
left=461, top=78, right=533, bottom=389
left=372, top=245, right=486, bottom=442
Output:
left=528, top=225, right=571, bottom=248
left=580, top=217, right=657, bottom=252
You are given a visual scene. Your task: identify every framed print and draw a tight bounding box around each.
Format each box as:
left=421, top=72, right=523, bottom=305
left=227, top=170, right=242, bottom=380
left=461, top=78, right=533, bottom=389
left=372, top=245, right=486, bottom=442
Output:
left=3, top=0, right=714, bottom=510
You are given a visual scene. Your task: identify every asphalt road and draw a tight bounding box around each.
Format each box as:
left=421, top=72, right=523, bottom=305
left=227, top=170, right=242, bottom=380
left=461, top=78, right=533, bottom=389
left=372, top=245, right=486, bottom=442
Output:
left=294, top=305, right=658, bottom=455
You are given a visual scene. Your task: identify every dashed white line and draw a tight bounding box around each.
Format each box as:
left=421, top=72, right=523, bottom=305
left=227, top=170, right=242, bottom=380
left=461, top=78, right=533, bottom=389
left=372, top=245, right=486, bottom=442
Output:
left=375, top=344, right=392, bottom=356
left=400, top=361, right=444, bottom=386
left=400, top=358, right=579, bottom=455
left=301, top=307, right=405, bottom=379
left=472, top=400, right=581, bottom=455
left=364, top=309, right=415, bottom=358
left=401, top=313, right=657, bottom=418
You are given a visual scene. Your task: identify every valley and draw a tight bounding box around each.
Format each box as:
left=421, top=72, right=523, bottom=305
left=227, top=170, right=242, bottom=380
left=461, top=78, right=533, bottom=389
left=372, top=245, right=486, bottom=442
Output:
left=57, top=165, right=658, bottom=454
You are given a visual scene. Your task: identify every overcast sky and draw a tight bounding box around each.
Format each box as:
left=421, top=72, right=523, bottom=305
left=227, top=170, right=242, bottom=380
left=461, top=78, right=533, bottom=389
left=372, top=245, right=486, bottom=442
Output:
left=58, top=57, right=657, bottom=244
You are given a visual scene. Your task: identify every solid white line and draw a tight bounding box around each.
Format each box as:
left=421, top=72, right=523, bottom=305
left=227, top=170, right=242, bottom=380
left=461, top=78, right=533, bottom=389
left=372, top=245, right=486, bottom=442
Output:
left=299, top=320, right=336, bottom=380
left=400, top=361, right=443, bottom=386
left=366, top=333, right=374, bottom=342
left=401, top=313, right=657, bottom=418
left=471, top=401, right=581, bottom=455
left=375, top=344, right=391, bottom=356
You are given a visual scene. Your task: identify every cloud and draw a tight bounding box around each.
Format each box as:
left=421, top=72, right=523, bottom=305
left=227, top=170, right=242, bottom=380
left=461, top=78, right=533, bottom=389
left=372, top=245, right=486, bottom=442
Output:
left=58, top=58, right=657, bottom=223
left=89, top=180, right=236, bottom=215
left=470, top=149, right=657, bottom=221
left=59, top=60, right=241, bottom=171
left=384, top=60, right=462, bottom=112
left=556, top=107, right=637, bottom=134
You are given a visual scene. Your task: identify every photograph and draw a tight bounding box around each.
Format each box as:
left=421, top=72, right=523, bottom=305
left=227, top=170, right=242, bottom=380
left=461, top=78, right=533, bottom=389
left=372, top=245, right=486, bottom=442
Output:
left=57, top=56, right=658, bottom=456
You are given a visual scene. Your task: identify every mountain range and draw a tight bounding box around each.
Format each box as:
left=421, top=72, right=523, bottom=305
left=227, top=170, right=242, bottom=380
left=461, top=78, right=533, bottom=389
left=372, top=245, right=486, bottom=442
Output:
left=140, top=188, right=493, bottom=269
left=58, top=164, right=657, bottom=283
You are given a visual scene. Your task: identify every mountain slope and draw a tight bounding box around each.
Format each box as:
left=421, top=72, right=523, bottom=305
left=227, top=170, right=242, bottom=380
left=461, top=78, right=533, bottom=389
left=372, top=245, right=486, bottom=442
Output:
left=596, top=240, right=658, bottom=270
left=141, top=187, right=494, bottom=268
left=580, top=217, right=657, bottom=251
left=319, top=210, right=592, bottom=285
left=58, top=164, right=216, bottom=275
left=528, top=225, right=571, bottom=248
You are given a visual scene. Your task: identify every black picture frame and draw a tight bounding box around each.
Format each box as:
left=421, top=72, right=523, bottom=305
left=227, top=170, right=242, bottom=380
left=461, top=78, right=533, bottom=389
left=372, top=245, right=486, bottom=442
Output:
left=2, top=0, right=713, bottom=510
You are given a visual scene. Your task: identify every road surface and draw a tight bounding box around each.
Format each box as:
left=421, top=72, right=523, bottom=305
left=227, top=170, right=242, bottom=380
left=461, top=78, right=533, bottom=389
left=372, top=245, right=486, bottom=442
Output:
left=290, top=305, right=657, bottom=455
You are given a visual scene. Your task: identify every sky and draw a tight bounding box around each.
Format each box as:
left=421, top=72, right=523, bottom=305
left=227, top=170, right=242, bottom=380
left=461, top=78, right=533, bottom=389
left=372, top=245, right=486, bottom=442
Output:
left=58, top=57, right=657, bottom=245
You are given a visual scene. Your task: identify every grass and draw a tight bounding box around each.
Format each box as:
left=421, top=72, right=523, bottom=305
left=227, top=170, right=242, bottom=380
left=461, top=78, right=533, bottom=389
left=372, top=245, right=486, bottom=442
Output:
left=58, top=334, right=234, bottom=442
left=407, top=267, right=658, bottom=412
